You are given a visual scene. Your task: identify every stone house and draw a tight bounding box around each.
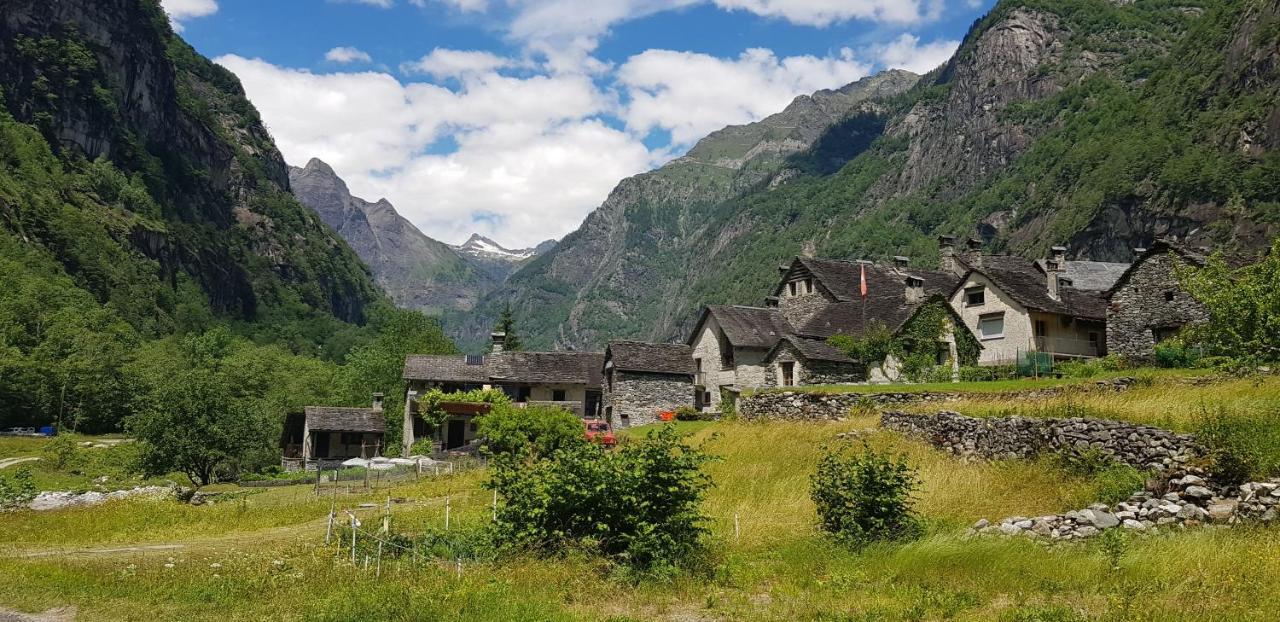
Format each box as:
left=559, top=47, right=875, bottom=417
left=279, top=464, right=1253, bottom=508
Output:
left=281, top=394, right=385, bottom=470
left=400, top=333, right=603, bottom=454
left=686, top=305, right=792, bottom=411
left=941, top=238, right=1124, bottom=365
left=602, top=341, right=695, bottom=428
left=1104, top=242, right=1211, bottom=360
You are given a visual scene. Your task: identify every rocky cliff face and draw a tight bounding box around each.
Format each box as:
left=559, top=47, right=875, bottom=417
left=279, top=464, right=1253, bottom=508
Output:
left=289, top=159, right=493, bottom=313
left=0, top=0, right=382, bottom=326
left=481, top=0, right=1279, bottom=352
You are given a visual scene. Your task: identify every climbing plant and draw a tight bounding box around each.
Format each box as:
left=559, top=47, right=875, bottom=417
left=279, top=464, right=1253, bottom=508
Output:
left=412, top=388, right=511, bottom=440
left=827, top=301, right=979, bottom=381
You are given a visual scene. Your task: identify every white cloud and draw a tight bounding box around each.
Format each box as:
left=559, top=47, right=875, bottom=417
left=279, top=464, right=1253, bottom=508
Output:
left=410, top=0, right=489, bottom=11
left=325, top=46, right=374, bottom=64
left=873, top=33, right=960, bottom=74
left=711, top=0, right=943, bottom=26
left=618, top=47, right=870, bottom=145
left=215, top=55, right=650, bottom=246
left=401, top=48, right=515, bottom=78
left=336, top=0, right=395, bottom=7
left=161, top=0, right=217, bottom=31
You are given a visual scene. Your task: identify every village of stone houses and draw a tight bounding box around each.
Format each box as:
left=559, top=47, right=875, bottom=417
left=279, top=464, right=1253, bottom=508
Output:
left=6, top=0, right=1280, bottom=619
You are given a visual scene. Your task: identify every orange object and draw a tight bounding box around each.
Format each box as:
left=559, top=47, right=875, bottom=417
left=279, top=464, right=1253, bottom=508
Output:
left=659, top=411, right=675, bottom=422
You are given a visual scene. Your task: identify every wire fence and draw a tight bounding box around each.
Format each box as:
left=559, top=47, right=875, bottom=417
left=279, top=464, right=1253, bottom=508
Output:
left=310, top=456, right=486, bottom=496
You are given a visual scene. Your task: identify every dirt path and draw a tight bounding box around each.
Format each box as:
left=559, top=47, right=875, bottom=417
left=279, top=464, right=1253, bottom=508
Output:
left=0, top=457, right=38, bottom=470
left=0, top=607, right=76, bottom=622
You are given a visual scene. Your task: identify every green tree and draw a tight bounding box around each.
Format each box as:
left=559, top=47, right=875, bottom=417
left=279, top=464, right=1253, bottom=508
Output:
left=493, top=303, right=523, bottom=352
left=1178, top=239, right=1280, bottom=363
left=127, top=370, right=269, bottom=486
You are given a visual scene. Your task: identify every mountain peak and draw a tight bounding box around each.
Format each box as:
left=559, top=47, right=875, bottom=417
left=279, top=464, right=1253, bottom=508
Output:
left=303, top=158, right=336, bottom=176
left=453, top=233, right=552, bottom=263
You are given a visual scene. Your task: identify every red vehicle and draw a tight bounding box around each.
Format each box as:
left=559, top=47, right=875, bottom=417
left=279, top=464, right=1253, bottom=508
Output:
left=583, top=419, right=617, bottom=447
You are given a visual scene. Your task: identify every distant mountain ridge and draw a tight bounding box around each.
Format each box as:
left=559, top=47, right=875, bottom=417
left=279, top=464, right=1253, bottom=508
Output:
left=289, top=159, right=553, bottom=315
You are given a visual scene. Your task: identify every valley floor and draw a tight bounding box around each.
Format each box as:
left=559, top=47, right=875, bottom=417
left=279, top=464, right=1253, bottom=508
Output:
left=2, top=375, right=1280, bottom=620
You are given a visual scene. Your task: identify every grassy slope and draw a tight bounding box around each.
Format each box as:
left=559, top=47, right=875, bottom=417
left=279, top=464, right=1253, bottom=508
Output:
left=2, top=378, right=1280, bottom=620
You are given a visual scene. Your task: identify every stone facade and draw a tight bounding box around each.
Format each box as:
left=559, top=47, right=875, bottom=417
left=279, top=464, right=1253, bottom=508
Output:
left=778, top=289, right=832, bottom=330
left=1107, top=251, right=1207, bottom=360
left=689, top=315, right=769, bottom=410
left=880, top=411, right=1200, bottom=472
left=760, top=340, right=865, bottom=389
left=603, top=370, right=694, bottom=428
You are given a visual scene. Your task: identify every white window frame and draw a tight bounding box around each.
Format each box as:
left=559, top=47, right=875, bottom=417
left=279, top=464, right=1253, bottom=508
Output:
left=965, top=286, right=986, bottom=307
left=978, top=312, right=1005, bottom=340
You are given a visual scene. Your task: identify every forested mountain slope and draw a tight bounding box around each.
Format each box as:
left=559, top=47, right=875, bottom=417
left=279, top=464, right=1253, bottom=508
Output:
left=483, top=0, right=1280, bottom=351
left=0, top=0, right=410, bottom=429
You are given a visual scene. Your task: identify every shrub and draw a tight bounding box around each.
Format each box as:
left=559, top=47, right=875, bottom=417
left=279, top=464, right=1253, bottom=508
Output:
left=1194, top=406, right=1280, bottom=485
left=810, top=442, right=922, bottom=546
left=1154, top=337, right=1201, bottom=368
left=674, top=405, right=711, bottom=421
left=0, top=468, right=37, bottom=509
left=487, top=424, right=715, bottom=575
left=476, top=403, right=586, bottom=458
left=41, top=434, right=78, bottom=470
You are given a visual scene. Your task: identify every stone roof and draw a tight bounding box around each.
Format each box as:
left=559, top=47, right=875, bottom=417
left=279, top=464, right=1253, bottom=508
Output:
left=957, top=255, right=1107, bottom=320
left=1050, top=260, right=1131, bottom=292
left=1103, top=241, right=1259, bottom=298
left=606, top=341, right=695, bottom=375
left=769, top=335, right=856, bottom=363
left=402, top=354, right=490, bottom=382
left=783, top=257, right=960, bottom=302
left=304, top=406, right=385, bottom=433
left=488, top=351, right=605, bottom=388
left=690, top=305, right=792, bottom=349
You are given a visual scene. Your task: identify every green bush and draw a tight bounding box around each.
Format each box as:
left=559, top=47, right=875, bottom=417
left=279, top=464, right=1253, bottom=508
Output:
left=41, top=434, right=77, bottom=470
left=0, top=468, right=37, bottom=509
left=674, top=405, right=711, bottom=421
left=1154, top=337, right=1201, bottom=368
left=487, top=424, right=715, bottom=575
left=1194, top=406, right=1280, bottom=485
left=810, top=442, right=922, bottom=546
left=476, top=403, right=586, bottom=458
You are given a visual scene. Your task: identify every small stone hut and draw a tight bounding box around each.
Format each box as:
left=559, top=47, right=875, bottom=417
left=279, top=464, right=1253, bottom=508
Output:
left=602, top=341, right=695, bottom=428
left=281, top=394, right=385, bottom=470
left=1104, top=241, right=1212, bottom=360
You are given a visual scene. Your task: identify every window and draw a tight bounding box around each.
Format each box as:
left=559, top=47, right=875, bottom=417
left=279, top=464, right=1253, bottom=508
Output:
left=516, top=386, right=531, bottom=402
left=781, top=362, right=795, bottom=387
left=788, top=281, right=798, bottom=296
left=804, top=278, right=814, bottom=294
left=1035, top=320, right=1047, bottom=337
left=552, top=389, right=567, bottom=402
left=965, top=286, right=986, bottom=306
left=340, top=433, right=362, bottom=445
left=1164, top=291, right=1176, bottom=302
left=979, top=313, right=1005, bottom=339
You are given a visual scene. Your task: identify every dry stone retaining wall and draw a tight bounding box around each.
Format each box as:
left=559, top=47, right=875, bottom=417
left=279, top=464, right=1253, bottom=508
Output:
left=880, top=411, right=1199, bottom=472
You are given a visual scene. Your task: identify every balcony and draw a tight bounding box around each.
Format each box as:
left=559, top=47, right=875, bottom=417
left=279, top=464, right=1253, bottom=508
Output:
left=1034, top=336, right=1100, bottom=359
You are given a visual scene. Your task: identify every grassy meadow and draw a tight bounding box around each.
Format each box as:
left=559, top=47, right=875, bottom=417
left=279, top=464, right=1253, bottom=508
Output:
left=3, top=374, right=1280, bottom=620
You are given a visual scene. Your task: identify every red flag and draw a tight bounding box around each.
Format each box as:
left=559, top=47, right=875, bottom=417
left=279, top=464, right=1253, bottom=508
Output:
left=860, top=263, right=868, bottom=298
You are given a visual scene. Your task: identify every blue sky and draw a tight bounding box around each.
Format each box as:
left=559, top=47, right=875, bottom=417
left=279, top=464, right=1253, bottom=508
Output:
left=163, top=0, right=997, bottom=247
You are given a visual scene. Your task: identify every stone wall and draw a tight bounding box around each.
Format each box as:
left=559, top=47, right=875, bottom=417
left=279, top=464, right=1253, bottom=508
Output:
left=880, top=411, right=1200, bottom=471
left=739, top=391, right=959, bottom=420
left=1107, top=252, right=1208, bottom=360
left=778, top=290, right=831, bottom=329
left=605, top=371, right=694, bottom=428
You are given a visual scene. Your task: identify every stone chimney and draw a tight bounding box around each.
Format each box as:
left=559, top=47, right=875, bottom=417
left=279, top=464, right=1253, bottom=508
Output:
left=938, top=236, right=959, bottom=274
left=491, top=331, right=507, bottom=354
left=1046, top=246, right=1067, bottom=300
left=905, top=276, right=925, bottom=304
left=372, top=393, right=385, bottom=412
left=962, top=238, right=984, bottom=269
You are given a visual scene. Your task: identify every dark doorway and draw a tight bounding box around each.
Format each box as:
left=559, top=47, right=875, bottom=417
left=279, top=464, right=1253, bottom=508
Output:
left=781, top=362, right=795, bottom=387
left=446, top=419, right=466, bottom=449
left=585, top=390, right=601, bottom=417
left=314, top=432, right=330, bottom=458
